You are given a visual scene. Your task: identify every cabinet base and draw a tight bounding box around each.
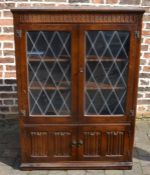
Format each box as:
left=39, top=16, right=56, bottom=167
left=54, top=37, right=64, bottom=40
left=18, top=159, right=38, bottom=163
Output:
left=20, top=162, right=132, bottom=170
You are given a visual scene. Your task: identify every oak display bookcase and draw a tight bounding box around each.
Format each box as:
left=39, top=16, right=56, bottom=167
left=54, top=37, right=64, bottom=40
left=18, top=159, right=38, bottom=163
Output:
left=11, top=7, right=144, bottom=170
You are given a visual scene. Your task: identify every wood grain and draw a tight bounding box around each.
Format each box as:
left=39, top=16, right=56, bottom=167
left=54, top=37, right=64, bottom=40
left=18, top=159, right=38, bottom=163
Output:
left=12, top=7, right=144, bottom=169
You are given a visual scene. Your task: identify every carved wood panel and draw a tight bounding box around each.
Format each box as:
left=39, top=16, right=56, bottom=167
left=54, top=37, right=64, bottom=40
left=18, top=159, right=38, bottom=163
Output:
left=83, top=131, right=102, bottom=157
left=106, top=131, right=125, bottom=156
left=28, top=128, right=76, bottom=161
left=30, top=131, right=48, bottom=157
left=78, top=125, right=130, bottom=161
left=52, top=132, right=72, bottom=157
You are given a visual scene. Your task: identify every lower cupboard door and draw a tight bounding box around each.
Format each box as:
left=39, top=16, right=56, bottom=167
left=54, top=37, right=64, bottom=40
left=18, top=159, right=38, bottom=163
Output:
left=78, top=124, right=131, bottom=161
left=22, top=126, right=77, bottom=162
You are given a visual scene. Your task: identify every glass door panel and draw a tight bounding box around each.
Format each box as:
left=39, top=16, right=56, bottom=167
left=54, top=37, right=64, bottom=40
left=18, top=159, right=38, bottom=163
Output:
left=27, top=31, right=71, bottom=116
left=85, top=31, right=130, bottom=115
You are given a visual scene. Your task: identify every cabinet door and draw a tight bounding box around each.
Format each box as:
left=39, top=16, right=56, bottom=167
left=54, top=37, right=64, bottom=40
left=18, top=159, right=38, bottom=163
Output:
left=19, top=25, right=78, bottom=123
left=78, top=125, right=130, bottom=161
left=22, top=125, right=77, bottom=162
left=78, top=25, right=136, bottom=122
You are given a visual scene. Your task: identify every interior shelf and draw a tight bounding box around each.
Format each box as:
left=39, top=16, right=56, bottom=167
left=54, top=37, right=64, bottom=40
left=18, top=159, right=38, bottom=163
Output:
left=86, top=81, right=125, bottom=90
left=86, top=56, right=127, bottom=62
left=29, top=81, right=124, bottom=90
left=29, top=81, right=70, bottom=90
left=28, top=56, right=70, bottom=62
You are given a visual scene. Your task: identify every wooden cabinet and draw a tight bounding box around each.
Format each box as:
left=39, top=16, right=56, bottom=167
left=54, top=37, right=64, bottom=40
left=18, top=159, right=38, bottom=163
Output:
left=11, top=7, right=144, bottom=170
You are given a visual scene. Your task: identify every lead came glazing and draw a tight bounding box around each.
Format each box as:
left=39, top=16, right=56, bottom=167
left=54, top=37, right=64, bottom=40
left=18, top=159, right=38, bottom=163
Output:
left=27, top=31, right=71, bottom=116
left=85, top=31, right=130, bottom=115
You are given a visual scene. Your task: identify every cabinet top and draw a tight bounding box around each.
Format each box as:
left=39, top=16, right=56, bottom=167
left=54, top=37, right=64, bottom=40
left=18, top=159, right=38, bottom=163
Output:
left=11, top=6, right=145, bottom=14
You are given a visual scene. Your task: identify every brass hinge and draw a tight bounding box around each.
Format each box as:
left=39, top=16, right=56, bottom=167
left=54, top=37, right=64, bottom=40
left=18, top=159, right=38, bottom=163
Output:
left=129, top=109, right=135, bottom=117
left=135, top=31, right=140, bottom=39
left=19, top=110, right=26, bottom=116
left=16, top=30, right=22, bottom=38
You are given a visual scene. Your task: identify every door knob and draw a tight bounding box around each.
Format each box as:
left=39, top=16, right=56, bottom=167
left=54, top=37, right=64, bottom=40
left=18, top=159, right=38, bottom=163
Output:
left=78, top=140, right=83, bottom=146
left=71, top=140, right=77, bottom=147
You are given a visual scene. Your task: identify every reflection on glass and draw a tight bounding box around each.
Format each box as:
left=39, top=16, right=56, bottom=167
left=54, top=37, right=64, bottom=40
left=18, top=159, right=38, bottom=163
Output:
left=85, top=31, right=130, bottom=115
left=27, top=31, right=71, bottom=116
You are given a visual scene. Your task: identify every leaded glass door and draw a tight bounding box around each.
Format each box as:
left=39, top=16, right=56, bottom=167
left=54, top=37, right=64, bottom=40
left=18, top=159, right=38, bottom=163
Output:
left=79, top=25, right=135, bottom=122
left=22, top=25, right=78, bottom=122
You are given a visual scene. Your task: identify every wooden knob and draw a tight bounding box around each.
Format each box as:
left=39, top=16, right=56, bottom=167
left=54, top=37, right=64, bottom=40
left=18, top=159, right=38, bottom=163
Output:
left=78, top=140, right=83, bottom=145
left=71, top=140, right=77, bottom=147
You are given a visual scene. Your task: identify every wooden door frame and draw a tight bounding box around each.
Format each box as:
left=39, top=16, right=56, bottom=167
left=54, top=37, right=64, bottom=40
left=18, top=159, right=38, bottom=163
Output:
left=17, top=24, right=79, bottom=124
left=78, top=24, right=137, bottom=124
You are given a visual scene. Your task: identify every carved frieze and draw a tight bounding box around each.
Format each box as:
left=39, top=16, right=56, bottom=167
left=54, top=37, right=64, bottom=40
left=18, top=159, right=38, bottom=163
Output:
left=15, top=13, right=139, bottom=24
